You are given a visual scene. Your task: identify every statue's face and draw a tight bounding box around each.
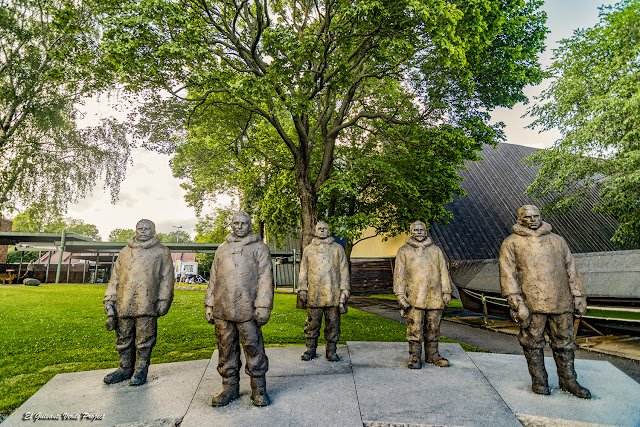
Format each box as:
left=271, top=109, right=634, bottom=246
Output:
left=410, top=223, right=427, bottom=242
left=519, top=206, right=541, bottom=230
left=231, top=213, right=252, bottom=238
left=315, top=222, right=330, bottom=239
left=136, top=220, right=155, bottom=242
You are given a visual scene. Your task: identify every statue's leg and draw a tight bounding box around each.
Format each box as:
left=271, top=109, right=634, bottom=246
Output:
left=550, top=313, right=591, bottom=399
left=238, top=320, right=270, bottom=406
left=104, top=317, right=135, bottom=384
left=519, top=313, right=550, bottom=395
left=424, top=309, right=449, bottom=367
left=129, top=316, right=157, bottom=386
left=301, top=307, right=322, bottom=360
left=211, top=318, right=241, bottom=407
left=324, top=307, right=341, bottom=361
left=405, top=307, right=424, bottom=369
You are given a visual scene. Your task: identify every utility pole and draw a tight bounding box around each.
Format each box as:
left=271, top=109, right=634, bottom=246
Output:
left=173, top=225, right=183, bottom=243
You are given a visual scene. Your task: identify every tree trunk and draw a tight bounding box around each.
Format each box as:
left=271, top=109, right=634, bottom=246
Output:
left=299, top=186, right=318, bottom=251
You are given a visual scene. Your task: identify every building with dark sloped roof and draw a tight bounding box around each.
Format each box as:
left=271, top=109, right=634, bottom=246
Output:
left=428, top=143, right=618, bottom=261
left=349, top=143, right=619, bottom=293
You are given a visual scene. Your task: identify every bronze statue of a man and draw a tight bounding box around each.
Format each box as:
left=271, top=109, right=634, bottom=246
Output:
left=298, top=221, right=350, bottom=362
left=499, top=205, right=590, bottom=398
left=394, top=221, right=452, bottom=369
left=103, top=219, right=174, bottom=386
left=205, top=212, right=274, bottom=407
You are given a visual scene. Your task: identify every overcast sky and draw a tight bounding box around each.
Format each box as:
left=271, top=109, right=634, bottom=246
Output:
left=65, top=0, right=616, bottom=240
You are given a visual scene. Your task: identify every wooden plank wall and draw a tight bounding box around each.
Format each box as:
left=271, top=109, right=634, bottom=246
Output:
left=351, top=259, right=394, bottom=294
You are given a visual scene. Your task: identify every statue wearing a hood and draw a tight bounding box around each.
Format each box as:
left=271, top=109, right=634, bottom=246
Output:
left=499, top=205, right=590, bottom=399
left=394, top=220, right=452, bottom=369
left=205, top=212, right=274, bottom=407
left=103, top=219, right=174, bottom=386
left=298, top=221, right=350, bottom=362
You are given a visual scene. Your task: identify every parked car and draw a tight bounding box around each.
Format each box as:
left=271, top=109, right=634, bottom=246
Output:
left=184, top=274, right=207, bottom=284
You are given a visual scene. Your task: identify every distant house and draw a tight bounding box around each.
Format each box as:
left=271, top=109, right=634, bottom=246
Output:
left=350, top=143, right=618, bottom=292
left=172, top=252, right=198, bottom=279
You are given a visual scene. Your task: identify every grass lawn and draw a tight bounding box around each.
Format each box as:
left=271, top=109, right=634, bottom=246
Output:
left=369, top=293, right=464, bottom=308
left=0, top=284, right=479, bottom=415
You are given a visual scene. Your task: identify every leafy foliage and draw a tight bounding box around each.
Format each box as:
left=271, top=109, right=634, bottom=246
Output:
left=101, top=0, right=546, bottom=249
left=11, top=202, right=101, bottom=240
left=0, top=0, right=130, bottom=213
left=156, top=230, right=192, bottom=243
left=107, top=228, right=136, bottom=242
left=526, top=0, right=640, bottom=247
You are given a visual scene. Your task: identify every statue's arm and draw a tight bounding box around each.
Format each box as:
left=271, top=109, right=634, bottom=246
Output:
left=498, top=239, right=521, bottom=298
left=563, top=239, right=585, bottom=297
left=393, top=249, right=410, bottom=309
left=439, top=250, right=452, bottom=295
left=439, top=250, right=452, bottom=306
left=253, top=244, right=274, bottom=326
left=499, top=239, right=530, bottom=326
left=104, top=256, right=120, bottom=312
left=297, top=250, right=309, bottom=292
left=255, top=244, right=274, bottom=310
left=157, top=248, right=174, bottom=316
left=338, top=246, right=350, bottom=294
left=562, top=239, right=587, bottom=316
left=204, top=254, right=217, bottom=323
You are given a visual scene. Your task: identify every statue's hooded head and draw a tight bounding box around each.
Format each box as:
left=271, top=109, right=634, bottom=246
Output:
left=315, top=221, right=331, bottom=239
left=231, top=212, right=252, bottom=238
left=410, top=221, right=427, bottom=242
left=136, top=219, right=156, bottom=242
left=517, top=205, right=541, bottom=230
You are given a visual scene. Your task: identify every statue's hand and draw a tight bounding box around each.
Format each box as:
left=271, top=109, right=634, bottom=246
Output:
left=339, top=290, right=349, bottom=314
left=574, top=296, right=587, bottom=317
left=254, top=307, right=271, bottom=326
left=443, top=293, right=451, bottom=307
left=507, top=294, right=530, bottom=327
left=515, top=303, right=531, bottom=328
left=157, top=300, right=170, bottom=316
left=298, top=290, right=307, bottom=304
left=205, top=306, right=215, bottom=324
left=397, top=295, right=411, bottom=310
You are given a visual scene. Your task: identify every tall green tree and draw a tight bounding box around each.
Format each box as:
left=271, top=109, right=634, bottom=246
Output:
left=11, top=202, right=101, bottom=239
left=102, top=0, right=546, bottom=249
left=526, top=0, right=640, bottom=247
left=107, top=228, right=136, bottom=242
left=192, top=209, right=232, bottom=275
left=0, top=0, right=130, bottom=212
left=156, top=230, right=192, bottom=243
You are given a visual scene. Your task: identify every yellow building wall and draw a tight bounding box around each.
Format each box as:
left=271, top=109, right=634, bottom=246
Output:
left=350, top=228, right=409, bottom=258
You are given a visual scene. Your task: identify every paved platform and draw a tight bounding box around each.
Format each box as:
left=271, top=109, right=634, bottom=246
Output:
left=4, top=342, right=640, bottom=427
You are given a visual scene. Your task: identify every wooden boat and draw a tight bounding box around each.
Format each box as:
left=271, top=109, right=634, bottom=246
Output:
left=449, top=250, right=640, bottom=336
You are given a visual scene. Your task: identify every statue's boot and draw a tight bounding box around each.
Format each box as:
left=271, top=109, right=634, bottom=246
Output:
left=211, top=375, right=240, bottom=407
left=301, top=339, right=317, bottom=361
left=425, top=341, right=450, bottom=367
left=130, top=348, right=151, bottom=386
left=554, top=350, right=591, bottom=399
left=326, top=342, right=339, bottom=362
left=104, top=349, right=134, bottom=384
left=407, top=342, right=422, bottom=369
left=250, top=376, right=271, bottom=407
left=523, top=348, right=550, bottom=395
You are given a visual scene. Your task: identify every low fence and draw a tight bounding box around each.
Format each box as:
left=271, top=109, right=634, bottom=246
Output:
left=0, top=263, right=110, bottom=284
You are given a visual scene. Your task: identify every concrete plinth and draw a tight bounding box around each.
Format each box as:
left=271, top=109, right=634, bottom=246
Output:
left=348, top=341, right=521, bottom=427
left=180, top=345, right=362, bottom=427
left=468, top=352, right=640, bottom=426
left=4, top=343, right=640, bottom=427
left=2, top=360, right=208, bottom=427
